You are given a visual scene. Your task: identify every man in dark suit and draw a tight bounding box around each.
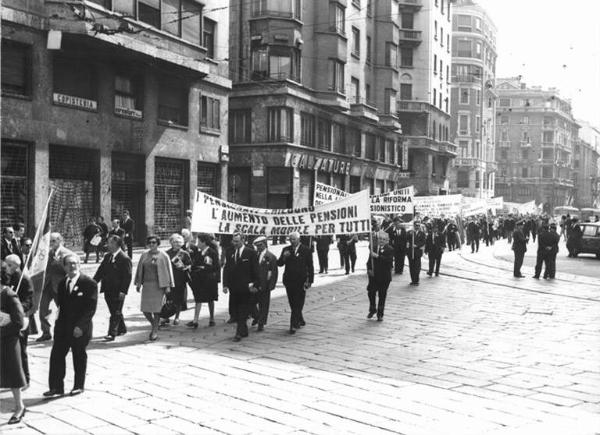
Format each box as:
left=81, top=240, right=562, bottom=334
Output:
left=222, top=233, right=260, bottom=342
left=108, top=219, right=126, bottom=239
left=315, top=235, right=331, bottom=274
left=251, top=236, right=278, bottom=332
left=3, top=254, right=34, bottom=386
left=366, top=231, right=393, bottom=321
left=93, top=235, right=132, bottom=341
left=406, top=222, right=426, bottom=286
left=121, top=210, right=135, bottom=259
left=467, top=218, right=480, bottom=253
left=545, top=223, right=560, bottom=279
left=512, top=220, right=528, bottom=278
left=277, top=231, right=314, bottom=334
left=44, top=254, right=97, bottom=397
left=38, top=233, right=75, bottom=342
left=387, top=217, right=408, bottom=274
left=425, top=225, right=446, bottom=277
left=1, top=227, right=22, bottom=263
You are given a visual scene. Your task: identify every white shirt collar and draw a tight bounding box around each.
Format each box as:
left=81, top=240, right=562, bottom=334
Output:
left=202, top=246, right=209, bottom=255
left=67, top=273, right=81, bottom=291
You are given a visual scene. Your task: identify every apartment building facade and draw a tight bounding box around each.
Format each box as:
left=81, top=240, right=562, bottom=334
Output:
left=494, top=78, right=578, bottom=212
left=575, top=120, right=600, bottom=208
left=397, top=0, right=457, bottom=195
left=449, top=0, right=497, bottom=198
left=1, top=0, right=230, bottom=247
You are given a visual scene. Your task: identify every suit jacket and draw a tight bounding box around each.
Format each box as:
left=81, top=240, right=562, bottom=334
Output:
left=512, top=229, right=528, bottom=253
left=11, top=270, right=34, bottom=317
left=121, top=218, right=135, bottom=241
left=366, top=244, right=393, bottom=284
left=315, top=236, right=332, bottom=251
left=277, top=244, right=314, bottom=286
left=222, top=246, right=260, bottom=294
left=257, top=250, right=278, bottom=292
left=1, top=238, right=22, bottom=262
left=108, top=228, right=125, bottom=239
left=44, top=245, right=75, bottom=295
left=387, top=226, right=408, bottom=252
left=425, top=232, right=446, bottom=256
left=406, top=230, right=426, bottom=259
left=93, top=250, right=132, bottom=297
left=55, top=273, right=98, bottom=337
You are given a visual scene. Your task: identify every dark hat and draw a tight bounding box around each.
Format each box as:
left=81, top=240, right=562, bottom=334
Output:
left=550, top=222, right=557, bottom=228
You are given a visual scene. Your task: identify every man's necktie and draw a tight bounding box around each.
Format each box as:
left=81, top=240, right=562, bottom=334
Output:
left=66, top=279, right=72, bottom=294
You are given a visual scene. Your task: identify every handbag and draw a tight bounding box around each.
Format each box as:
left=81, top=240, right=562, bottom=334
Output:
left=90, top=235, right=102, bottom=246
left=160, top=300, right=177, bottom=319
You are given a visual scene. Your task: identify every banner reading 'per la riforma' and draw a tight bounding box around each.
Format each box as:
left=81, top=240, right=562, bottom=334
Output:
left=191, top=190, right=372, bottom=236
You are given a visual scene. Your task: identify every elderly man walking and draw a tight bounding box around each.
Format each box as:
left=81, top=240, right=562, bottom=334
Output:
left=251, top=236, right=278, bottom=332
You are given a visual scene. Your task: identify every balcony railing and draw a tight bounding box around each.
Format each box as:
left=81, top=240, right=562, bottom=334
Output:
left=453, top=157, right=481, bottom=167
left=399, top=30, right=422, bottom=43
left=451, top=75, right=478, bottom=83
left=520, top=141, right=532, bottom=147
left=397, top=100, right=428, bottom=113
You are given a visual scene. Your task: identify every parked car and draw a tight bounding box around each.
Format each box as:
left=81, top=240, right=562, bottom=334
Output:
left=578, top=223, right=600, bottom=259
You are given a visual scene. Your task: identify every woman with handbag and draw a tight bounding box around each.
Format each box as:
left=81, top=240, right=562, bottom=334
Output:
left=135, top=236, right=174, bottom=341
left=187, top=233, right=220, bottom=328
left=83, top=217, right=101, bottom=264
left=161, top=234, right=191, bottom=326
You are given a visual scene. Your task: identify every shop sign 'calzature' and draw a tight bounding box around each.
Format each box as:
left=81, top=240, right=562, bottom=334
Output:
left=192, top=190, right=371, bottom=236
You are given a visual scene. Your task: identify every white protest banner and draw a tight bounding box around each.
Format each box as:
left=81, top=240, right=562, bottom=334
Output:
left=192, top=190, right=371, bottom=236
left=314, top=182, right=348, bottom=206
left=518, top=200, right=538, bottom=214
left=413, top=194, right=463, bottom=218
left=462, top=198, right=488, bottom=217
left=370, top=188, right=414, bottom=214
left=504, top=201, right=521, bottom=214
left=487, top=197, right=504, bottom=210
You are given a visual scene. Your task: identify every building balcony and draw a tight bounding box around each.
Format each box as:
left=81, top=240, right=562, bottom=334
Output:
left=349, top=99, right=379, bottom=123
left=498, top=141, right=511, bottom=148
left=520, top=141, right=532, bottom=148
left=486, top=161, right=498, bottom=172
left=398, top=0, right=422, bottom=10
left=451, top=75, right=479, bottom=83
left=314, top=90, right=350, bottom=111
left=542, top=141, right=556, bottom=148
left=405, top=136, right=457, bottom=157
left=398, top=29, right=423, bottom=46
left=397, top=100, right=428, bottom=114
left=508, top=177, right=575, bottom=188
left=379, top=113, right=402, bottom=131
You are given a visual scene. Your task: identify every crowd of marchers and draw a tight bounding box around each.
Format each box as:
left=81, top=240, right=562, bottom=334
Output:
left=0, top=208, right=595, bottom=425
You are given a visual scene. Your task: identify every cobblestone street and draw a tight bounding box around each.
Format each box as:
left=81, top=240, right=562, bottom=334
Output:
left=1, top=241, right=599, bottom=434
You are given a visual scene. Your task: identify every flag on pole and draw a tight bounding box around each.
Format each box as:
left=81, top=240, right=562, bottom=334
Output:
left=20, top=190, right=54, bottom=310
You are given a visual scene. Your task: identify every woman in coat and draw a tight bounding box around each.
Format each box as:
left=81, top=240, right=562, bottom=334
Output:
left=135, top=236, right=174, bottom=341
left=1, top=285, right=27, bottom=424
left=162, top=233, right=191, bottom=326
left=187, top=233, right=220, bottom=328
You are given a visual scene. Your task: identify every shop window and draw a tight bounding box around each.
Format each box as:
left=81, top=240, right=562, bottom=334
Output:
left=229, top=110, right=251, bottom=144
left=158, top=78, right=188, bottom=126
left=300, top=112, right=315, bottom=147
left=1, top=39, right=31, bottom=97
left=200, top=95, right=221, bottom=131
left=203, top=18, right=216, bottom=59
left=267, top=107, right=293, bottom=142
left=267, top=168, right=292, bottom=209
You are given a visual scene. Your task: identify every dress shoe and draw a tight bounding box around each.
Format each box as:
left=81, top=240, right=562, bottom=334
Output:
left=173, top=319, right=179, bottom=326
left=104, top=335, right=115, bottom=341
left=345, top=271, right=349, bottom=275
left=257, top=324, right=264, bottom=332
left=117, top=330, right=126, bottom=336
left=232, top=335, right=242, bottom=342
left=435, top=273, right=439, bottom=277
left=427, top=272, right=432, bottom=277
left=299, top=320, right=306, bottom=327
left=43, top=389, right=64, bottom=398
left=377, top=315, right=383, bottom=322
left=8, top=407, right=26, bottom=425
left=226, top=318, right=236, bottom=324
left=367, top=310, right=376, bottom=319
left=208, top=320, right=216, bottom=327
left=70, top=388, right=84, bottom=396
left=251, top=319, right=258, bottom=326
left=186, top=321, right=198, bottom=329
left=533, top=275, right=540, bottom=279
left=288, top=328, right=296, bottom=335
left=36, top=334, right=52, bottom=342
left=149, top=331, right=158, bottom=341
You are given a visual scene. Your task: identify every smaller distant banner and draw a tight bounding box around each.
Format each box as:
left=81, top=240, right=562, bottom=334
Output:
left=370, top=187, right=414, bottom=214
left=462, top=198, right=489, bottom=217
left=504, top=201, right=521, bottom=214
left=518, top=200, right=538, bottom=214
left=413, top=194, right=463, bottom=218
left=314, top=182, right=348, bottom=206
left=487, top=197, right=504, bottom=210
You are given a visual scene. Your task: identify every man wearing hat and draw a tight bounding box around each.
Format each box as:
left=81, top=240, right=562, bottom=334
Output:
left=251, top=236, right=278, bottom=331
left=387, top=217, right=408, bottom=275
left=512, top=220, right=528, bottom=278
left=533, top=223, right=551, bottom=279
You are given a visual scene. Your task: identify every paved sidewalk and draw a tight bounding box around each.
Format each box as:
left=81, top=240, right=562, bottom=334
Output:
left=1, top=243, right=599, bottom=434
